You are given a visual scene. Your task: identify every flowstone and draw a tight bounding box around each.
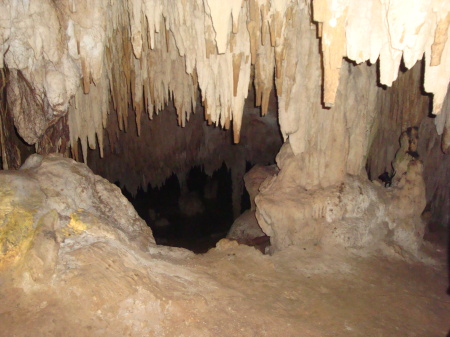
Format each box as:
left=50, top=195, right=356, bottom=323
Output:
left=255, top=142, right=427, bottom=257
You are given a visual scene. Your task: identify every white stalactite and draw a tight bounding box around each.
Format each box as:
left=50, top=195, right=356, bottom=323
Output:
left=0, top=0, right=449, bottom=158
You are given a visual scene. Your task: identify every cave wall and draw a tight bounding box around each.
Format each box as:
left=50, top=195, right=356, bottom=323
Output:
left=367, top=63, right=430, bottom=179
left=0, top=1, right=449, bottom=229
left=367, top=62, right=450, bottom=227
left=419, top=116, right=450, bottom=227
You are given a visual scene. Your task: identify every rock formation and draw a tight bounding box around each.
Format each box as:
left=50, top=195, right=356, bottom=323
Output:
left=0, top=1, right=449, bottom=334
left=0, top=154, right=153, bottom=268
left=1, top=0, right=449, bottom=154
left=0, top=155, right=448, bottom=336
left=255, top=136, right=427, bottom=255
left=1, top=0, right=448, bottom=230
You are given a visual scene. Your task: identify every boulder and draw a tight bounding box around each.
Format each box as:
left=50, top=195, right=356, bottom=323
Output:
left=0, top=153, right=154, bottom=271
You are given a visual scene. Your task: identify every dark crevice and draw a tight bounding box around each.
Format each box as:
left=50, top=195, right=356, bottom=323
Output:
left=118, top=163, right=236, bottom=254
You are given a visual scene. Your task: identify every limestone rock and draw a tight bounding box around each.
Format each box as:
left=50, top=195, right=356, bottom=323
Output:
left=365, top=63, right=449, bottom=230
left=418, top=117, right=450, bottom=228
left=0, top=154, right=154, bottom=272
left=0, top=153, right=448, bottom=337
left=0, top=170, right=47, bottom=266
left=255, top=158, right=427, bottom=257
left=243, top=164, right=279, bottom=211
left=227, top=210, right=265, bottom=242
left=386, top=159, right=427, bottom=252
left=1, top=0, right=448, bottom=160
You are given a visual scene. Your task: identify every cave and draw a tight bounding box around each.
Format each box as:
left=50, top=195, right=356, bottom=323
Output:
left=120, top=163, right=248, bottom=253
left=86, top=86, right=282, bottom=253
left=0, top=1, right=449, bottom=336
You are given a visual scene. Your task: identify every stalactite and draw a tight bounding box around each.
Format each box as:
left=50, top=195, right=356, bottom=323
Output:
left=0, top=0, right=449, bottom=160
left=313, top=0, right=450, bottom=117
left=88, top=87, right=281, bottom=196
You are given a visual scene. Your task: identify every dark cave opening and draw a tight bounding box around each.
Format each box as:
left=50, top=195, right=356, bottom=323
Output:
left=80, top=86, right=282, bottom=253
left=120, top=163, right=244, bottom=254
left=241, top=162, right=252, bottom=214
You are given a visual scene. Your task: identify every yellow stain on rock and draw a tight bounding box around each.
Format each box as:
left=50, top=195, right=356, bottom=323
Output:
left=0, top=209, right=36, bottom=267
left=63, top=211, right=89, bottom=237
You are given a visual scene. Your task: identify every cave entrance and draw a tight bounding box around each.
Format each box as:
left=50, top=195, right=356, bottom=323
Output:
left=121, top=163, right=238, bottom=253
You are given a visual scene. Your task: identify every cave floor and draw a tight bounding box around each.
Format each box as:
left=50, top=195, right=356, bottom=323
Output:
left=0, top=238, right=449, bottom=337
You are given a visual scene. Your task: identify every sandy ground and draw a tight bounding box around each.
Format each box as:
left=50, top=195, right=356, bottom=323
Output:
left=0, top=237, right=448, bottom=337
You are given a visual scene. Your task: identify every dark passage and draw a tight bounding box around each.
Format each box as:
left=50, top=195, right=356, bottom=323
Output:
left=120, top=163, right=237, bottom=253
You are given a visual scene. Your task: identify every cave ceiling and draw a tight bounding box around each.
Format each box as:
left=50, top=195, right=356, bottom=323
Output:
left=0, top=0, right=449, bottom=161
